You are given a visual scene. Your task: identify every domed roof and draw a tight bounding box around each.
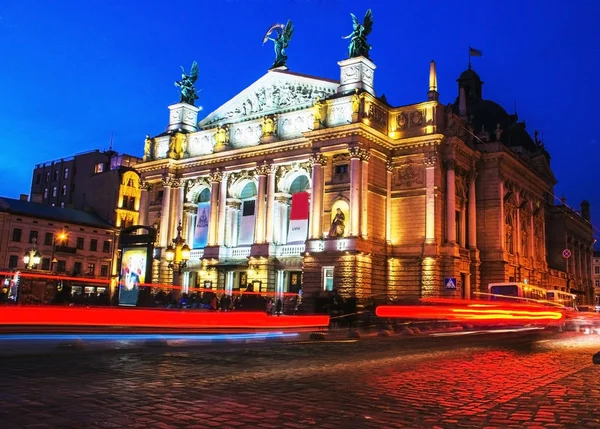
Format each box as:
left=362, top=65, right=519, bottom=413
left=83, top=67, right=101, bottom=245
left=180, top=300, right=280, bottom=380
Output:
left=469, top=100, right=511, bottom=133
left=458, top=67, right=482, bottom=83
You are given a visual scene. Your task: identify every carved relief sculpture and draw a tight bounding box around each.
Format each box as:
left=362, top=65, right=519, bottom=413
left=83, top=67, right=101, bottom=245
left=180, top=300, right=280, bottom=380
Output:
left=214, top=125, right=229, bottom=147
left=313, top=97, right=325, bottom=125
left=261, top=115, right=277, bottom=137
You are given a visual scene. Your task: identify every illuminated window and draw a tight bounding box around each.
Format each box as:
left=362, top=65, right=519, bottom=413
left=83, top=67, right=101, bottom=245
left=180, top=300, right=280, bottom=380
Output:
left=60, top=202, right=65, bottom=208
left=45, top=172, right=50, bottom=183
left=61, top=185, right=67, bottom=196
left=87, top=263, right=95, bottom=275
left=52, top=187, right=57, bottom=197
left=43, top=188, right=48, bottom=199
left=53, top=170, right=59, bottom=181
left=63, top=168, right=69, bottom=179
left=323, top=266, right=334, bottom=291
left=95, top=163, right=104, bottom=173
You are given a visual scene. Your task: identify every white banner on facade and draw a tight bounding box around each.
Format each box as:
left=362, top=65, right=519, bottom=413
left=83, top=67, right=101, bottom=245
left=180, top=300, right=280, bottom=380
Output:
left=287, top=191, right=309, bottom=243
left=193, top=202, right=210, bottom=248
left=238, top=199, right=256, bottom=245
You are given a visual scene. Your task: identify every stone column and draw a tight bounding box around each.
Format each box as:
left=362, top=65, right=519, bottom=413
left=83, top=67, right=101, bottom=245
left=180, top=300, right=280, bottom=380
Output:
left=499, top=178, right=505, bottom=251
left=468, top=173, right=477, bottom=248
left=159, top=176, right=172, bottom=247
left=360, top=149, right=371, bottom=237
left=349, top=147, right=363, bottom=237
left=309, top=154, right=327, bottom=239
left=424, top=154, right=437, bottom=244
left=183, top=204, right=197, bottom=246
left=217, top=173, right=228, bottom=246
left=445, top=160, right=456, bottom=243
left=515, top=193, right=521, bottom=256
left=460, top=205, right=467, bottom=247
left=529, top=211, right=535, bottom=260
left=277, top=195, right=291, bottom=244
left=464, top=271, right=471, bottom=299
left=208, top=171, right=222, bottom=246
left=265, top=165, right=276, bottom=243
left=169, top=179, right=185, bottom=243
left=386, top=161, right=393, bottom=243
left=255, top=165, right=269, bottom=243
left=138, top=181, right=150, bottom=226
left=225, top=200, right=241, bottom=247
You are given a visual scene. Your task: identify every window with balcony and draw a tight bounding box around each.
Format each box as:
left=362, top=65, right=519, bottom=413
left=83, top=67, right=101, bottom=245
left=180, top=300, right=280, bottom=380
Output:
left=12, top=228, right=22, bottom=242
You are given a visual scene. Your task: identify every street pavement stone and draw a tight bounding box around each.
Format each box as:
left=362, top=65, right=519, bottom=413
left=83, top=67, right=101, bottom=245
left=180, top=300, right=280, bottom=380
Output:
left=1, top=332, right=600, bottom=428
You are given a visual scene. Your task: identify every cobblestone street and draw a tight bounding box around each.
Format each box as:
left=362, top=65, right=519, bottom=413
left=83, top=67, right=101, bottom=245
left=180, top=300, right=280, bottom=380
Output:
left=1, top=331, right=600, bottom=428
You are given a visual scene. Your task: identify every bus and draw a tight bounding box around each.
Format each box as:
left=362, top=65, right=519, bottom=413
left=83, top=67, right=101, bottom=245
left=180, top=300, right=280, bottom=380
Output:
left=488, top=282, right=548, bottom=304
left=546, top=289, right=577, bottom=311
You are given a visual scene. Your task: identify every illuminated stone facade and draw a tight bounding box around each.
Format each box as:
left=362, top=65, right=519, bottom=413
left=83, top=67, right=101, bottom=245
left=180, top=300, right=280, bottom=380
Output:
left=136, top=57, right=593, bottom=305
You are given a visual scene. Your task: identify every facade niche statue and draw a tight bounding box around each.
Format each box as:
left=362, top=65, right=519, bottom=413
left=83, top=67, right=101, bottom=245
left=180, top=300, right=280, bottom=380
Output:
left=175, top=61, right=199, bottom=105
left=261, top=116, right=277, bottom=137
left=143, top=134, right=154, bottom=161
left=168, top=132, right=187, bottom=160
left=263, top=20, right=294, bottom=69
left=329, top=208, right=346, bottom=238
left=214, top=125, right=229, bottom=147
left=343, top=9, right=374, bottom=59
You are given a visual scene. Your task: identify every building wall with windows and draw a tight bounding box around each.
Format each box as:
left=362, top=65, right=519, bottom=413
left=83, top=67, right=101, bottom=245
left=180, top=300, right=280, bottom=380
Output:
left=0, top=196, right=118, bottom=298
left=135, top=54, right=593, bottom=306
left=30, top=150, right=142, bottom=227
left=593, top=250, right=600, bottom=306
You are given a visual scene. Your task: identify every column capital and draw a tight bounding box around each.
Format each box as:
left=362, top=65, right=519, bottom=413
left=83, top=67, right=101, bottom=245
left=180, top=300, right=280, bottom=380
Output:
left=309, top=153, right=328, bottom=167
left=139, top=180, right=152, bottom=191
left=424, top=153, right=438, bottom=167
left=209, top=170, right=224, bottom=183
left=255, top=163, right=274, bottom=176
left=161, top=174, right=174, bottom=187
left=444, top=159, right=456, bottom=170
left=171, top=178, right=184, bottom=188
left=386, top=160, right=394, bottom=172
left=349, top=146, right=370, bottom=161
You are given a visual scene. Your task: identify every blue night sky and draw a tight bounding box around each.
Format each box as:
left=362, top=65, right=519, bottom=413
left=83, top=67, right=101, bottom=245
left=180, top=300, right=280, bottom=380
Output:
left=1, top=0, right=599, bottom=235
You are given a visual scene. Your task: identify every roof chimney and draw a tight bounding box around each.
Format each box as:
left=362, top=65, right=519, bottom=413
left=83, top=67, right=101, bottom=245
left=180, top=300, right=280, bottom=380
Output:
left=581, top=200, right=591, bottom=222
left=19, top=194, right=28, bottom=202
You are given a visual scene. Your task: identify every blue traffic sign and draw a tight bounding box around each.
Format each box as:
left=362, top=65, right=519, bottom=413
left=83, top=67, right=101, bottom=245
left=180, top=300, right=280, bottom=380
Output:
left=444, top=278, right=457, bottom=290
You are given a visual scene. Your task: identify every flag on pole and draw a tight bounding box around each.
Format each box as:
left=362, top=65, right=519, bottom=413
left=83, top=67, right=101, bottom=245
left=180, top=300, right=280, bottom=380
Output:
left=469, top=47, right=483, bottom=57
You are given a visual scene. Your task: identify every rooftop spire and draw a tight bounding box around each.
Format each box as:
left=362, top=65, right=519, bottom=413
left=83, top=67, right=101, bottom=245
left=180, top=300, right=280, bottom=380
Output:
left=427, top=60, right=438, bottom=101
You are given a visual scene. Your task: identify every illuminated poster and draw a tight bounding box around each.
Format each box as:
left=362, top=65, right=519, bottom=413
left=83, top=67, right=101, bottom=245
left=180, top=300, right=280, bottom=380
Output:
left=287, top=191, right=310, bottom=243
left=193, top=202, right=211, bottom=248
left=238, top=199, right=256, bottom=245
left=118, top=247, right=147, bottom=306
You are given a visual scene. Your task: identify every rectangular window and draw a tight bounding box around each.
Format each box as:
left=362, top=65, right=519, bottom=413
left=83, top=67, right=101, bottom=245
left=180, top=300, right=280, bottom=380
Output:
left=100, top=265, right=109, bottom=277
left=596, top=280, right=600, bottom=288
left=90, top=239, right=98, bottom=251
left=103, top=240, right=111, bottom=253
left=60, top=202, right=65, bottom=208
left=12, top=228, right=22, bottom=242
left=28, top=230, right=38, bottom=243
left=41, top=258, right=50, bottom=270
left=95, top=162, right=104, bottom=173
left=323, top=266, right=334, bottom=291
left=334, top=164, right=349, bottom=175
left=8, top=255, right=18, bottom=268
left=57, top=260, right=66, bottom=272
left=73, top=262, right=82, bottom=275
left=44, top=232, right=53, bottom=245
left=61, top=185, right=67, bottom=196
left=87, top=263, right=95, bottom=276
left=52, top=187, right=57, bottom=197
left=53, top=170, right=59, bottom=181
left=76, top=237, right=84, bottom=249
left=45, top=172, right=50, bottom=183
left=595, top=266, right=599, bottom=274
left=63, top=168, right=69, bottom=179
left=43, top=188, right=48, bottom=199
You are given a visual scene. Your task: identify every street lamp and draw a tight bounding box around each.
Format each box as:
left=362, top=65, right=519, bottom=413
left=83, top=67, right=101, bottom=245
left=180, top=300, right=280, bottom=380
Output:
left=165, top=221, right=190, bottom=275
left=23, top=239, right=42, bottom=269
left=50, top=232, right=68, bottom=273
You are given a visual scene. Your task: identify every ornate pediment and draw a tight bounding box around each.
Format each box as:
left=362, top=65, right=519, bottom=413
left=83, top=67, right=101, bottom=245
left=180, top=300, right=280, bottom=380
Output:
left=198, top=68, right=338, bottom=129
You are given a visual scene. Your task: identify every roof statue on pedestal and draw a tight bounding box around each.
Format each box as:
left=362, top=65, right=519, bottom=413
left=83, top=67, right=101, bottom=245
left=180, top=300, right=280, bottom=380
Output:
left=263, top=20, right=294, bottom=69
left=175, top=61, right=199, bottom=105
left=343, top=9, right=374, bottom=59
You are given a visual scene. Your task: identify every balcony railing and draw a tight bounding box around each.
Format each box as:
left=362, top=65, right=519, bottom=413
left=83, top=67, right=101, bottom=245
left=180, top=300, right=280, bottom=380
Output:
left=189, top=249, right=204, bottom=260
left=276, top=244, right=305, bottom=257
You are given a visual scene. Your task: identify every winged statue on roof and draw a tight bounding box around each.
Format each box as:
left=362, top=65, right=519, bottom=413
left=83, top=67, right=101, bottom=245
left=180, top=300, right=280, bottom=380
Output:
left=175, top=61, right=199, bottom=105
left=263, top=20, right=294, bottom=69
left=343, top=9, right=374, bottom=59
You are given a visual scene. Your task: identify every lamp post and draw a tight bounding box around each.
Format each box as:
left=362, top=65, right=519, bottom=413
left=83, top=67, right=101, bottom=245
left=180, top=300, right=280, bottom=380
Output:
left=23, top=239, right=42, bottom=269
left=50, top=232, right=67, bottom=273
left=165, top=221, right=190, bottom=299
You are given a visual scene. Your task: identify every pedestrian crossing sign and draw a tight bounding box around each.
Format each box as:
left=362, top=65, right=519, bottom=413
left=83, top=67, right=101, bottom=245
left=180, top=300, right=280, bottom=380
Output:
left=444, top=278, right=457, bottom=289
